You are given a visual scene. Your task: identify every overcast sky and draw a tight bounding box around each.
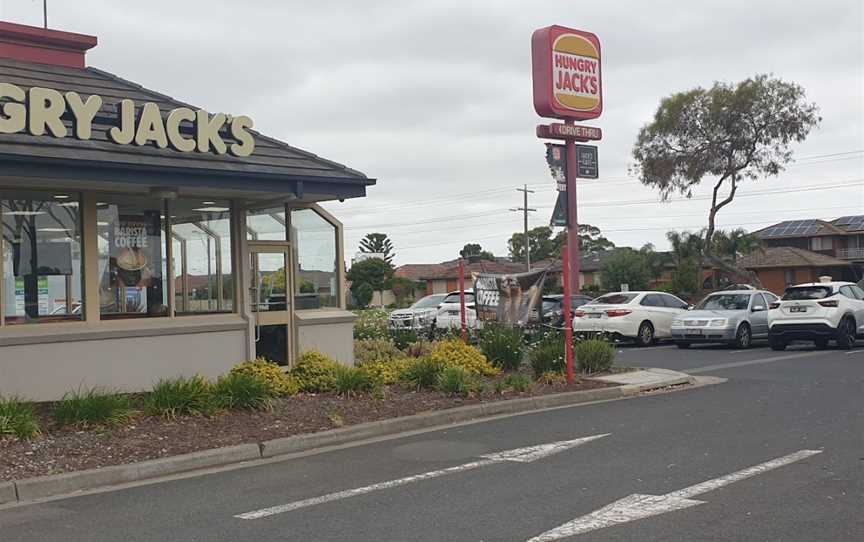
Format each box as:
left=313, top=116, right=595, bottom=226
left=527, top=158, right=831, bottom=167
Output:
left=2, top=0, right=862, bottom=266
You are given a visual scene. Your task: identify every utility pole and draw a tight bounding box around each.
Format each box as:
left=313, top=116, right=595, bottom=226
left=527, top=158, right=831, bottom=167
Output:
left=43, top=1, right=48, bottom=29
left=511, top=184, right=536, bottom=271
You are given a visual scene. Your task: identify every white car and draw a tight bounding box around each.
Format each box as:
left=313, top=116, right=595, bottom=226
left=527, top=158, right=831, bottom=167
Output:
left=767, top=279, right=864, bottom=350
left=388, top=294, right=446, bottom=333
left=434, top=290, right=479, bottom=330
left=573, top=291, right=689, bottom=346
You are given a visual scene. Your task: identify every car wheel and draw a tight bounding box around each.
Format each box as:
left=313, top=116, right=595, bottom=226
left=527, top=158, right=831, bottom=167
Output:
left=836, top=318, right=856, bottom=350
left=676, top=342, right=691, bottom=349
left=768, top=335, right=786, bottom=351
left=733, top=323, right=752, bottom=349
left=637, top=321, right=655, bottom=346
left=814, top=338, right=829, bottom=349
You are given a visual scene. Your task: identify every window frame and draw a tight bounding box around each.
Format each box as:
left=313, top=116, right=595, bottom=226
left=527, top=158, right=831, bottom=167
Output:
left=288, top=204, right=345, bottom=311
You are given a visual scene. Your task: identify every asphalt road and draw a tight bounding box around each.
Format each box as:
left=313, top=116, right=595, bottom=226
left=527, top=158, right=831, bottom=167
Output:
left=1, top=342, right=862, bottom=541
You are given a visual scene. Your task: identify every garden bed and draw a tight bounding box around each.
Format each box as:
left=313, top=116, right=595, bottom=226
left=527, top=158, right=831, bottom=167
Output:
left=0, top=378, right=611, bottom=482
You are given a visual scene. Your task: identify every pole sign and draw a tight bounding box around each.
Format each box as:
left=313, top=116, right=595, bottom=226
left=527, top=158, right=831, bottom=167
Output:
left=536, top=123, right=602, bottom=141
left=551, top=192, right=568, bottom=227
left=576, top=145, right=599, bottom=178
left=532, top=26, right=602, bottom=121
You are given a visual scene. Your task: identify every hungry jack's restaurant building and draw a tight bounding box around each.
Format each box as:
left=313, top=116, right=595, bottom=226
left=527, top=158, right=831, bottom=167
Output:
left=0, top=22, right=373, bottom=400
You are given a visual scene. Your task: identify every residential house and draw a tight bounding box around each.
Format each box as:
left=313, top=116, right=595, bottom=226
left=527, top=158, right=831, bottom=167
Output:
left=736, top=247, right=854, bottom=295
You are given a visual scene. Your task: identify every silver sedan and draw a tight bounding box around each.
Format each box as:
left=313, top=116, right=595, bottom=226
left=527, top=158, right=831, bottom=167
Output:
left=671, top=289, right=780, bottom=349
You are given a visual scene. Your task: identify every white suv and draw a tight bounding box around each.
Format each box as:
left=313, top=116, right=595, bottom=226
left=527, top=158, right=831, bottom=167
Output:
left=768, top=279, right=864, bottom=350
left=434, top=290, right=479, bottom=330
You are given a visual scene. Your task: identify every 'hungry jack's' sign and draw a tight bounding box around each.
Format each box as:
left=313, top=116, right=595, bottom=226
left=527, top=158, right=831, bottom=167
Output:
left=531, top=26, right=603, bottom=121
left=0, top=83, right=255, bottom=157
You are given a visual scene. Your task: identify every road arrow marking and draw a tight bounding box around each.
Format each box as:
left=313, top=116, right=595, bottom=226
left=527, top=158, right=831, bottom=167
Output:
left=527, top=449, right=822, bottom=541
left=235, top=433, right=609, bottom=520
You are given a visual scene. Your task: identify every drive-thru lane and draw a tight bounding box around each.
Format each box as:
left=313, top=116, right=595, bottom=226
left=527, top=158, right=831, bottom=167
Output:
left=0, top=346, right=860, bottom=541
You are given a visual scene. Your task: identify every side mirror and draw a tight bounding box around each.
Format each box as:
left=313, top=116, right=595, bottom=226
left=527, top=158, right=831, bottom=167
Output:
left=752, top=305, right=765, bottom=312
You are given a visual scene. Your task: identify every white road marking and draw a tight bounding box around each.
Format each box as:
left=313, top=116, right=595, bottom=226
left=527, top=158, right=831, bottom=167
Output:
left=235, top=433, right=609, bottom=520
left=845, top=349, right=864, bottom=355
left=687, top=351, right=830, bottom=374
left=617, top=345, right=676, bottom=353
left=527, top=449, right=822, bottom=541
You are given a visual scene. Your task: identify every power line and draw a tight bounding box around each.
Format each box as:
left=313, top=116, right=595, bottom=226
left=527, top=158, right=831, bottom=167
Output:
left=511, top=184, right=537, bottom=271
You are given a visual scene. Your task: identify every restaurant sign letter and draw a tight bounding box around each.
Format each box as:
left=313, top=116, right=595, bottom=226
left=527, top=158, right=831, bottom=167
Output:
left=0, top=83, right=254, bottom=157
left=531, top=26, right=602, bottom=121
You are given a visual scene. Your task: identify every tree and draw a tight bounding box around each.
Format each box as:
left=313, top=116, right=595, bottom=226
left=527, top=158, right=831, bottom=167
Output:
left=600, top=249, right=650, bottom=291
left=712, top=228, right=761, bottom=265
left=359, top=233, right=395, bottom=265
left=639, top=243, right=666, bottom=284
left=389, top=276, right=422, bottom=307
left=508, top=226, right=562, bottom=263
left=459, top=243, right=496, bottom=261
left=578, top=224, right=615, bottom=256
left=632, top=74, right=819, bottom=284
left=666, top=230, right=704, bottom=292
left=666, top=231, right=703, bottom=267
left=353, top=283, right=374, bottom=309
left=508, top=224, right=611, bottom=263
left=347, top=258, right=393, bottom=308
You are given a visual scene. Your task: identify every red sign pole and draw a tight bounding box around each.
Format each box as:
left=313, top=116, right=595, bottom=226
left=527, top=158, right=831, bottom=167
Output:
left=458, top=258, right=467, bottom=343
left=561, top=242, right=575, bottom=384
left=565, top=120, right=581, bottom=295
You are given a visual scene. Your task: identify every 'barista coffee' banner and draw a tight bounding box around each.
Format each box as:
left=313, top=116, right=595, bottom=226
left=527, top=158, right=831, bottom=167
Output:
left=474, top=269, right=548, bottom=326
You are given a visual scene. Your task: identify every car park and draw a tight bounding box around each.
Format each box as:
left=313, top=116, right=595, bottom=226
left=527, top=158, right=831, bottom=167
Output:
left=671, top=289, right=779, bottom=349
left=573, top=291, right=689, bottom=346
left=434, top=290, right=480, bottom=330
left=388, top=293, right=446, bottom=334
left=768, top=278, right=864, bottom=350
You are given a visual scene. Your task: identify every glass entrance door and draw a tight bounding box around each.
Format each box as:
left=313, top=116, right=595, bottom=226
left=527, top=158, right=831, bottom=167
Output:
left=249, top=245, right=293, bottom=365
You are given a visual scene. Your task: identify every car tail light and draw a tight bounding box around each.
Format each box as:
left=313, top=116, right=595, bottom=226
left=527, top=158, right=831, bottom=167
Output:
left=574, top=310, right=586, bottom=318
left=605, top=309, right=632, bottom=317
left=768, top=302, right=781, bottom=310
left=818, top=300, right=839, bottom=307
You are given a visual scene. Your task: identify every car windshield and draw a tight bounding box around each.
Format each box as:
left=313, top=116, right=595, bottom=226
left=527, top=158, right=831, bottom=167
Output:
left=411, top=296, right=444, bottom=309
left=783, top=286, right=833, bottom=300
left=697, top=294, right=751, bottom=311
left=590, top=293, right=637, bottom=305
left=443, top=293, right=474, bottom=304
left=542, top=300, right=560, bottom=312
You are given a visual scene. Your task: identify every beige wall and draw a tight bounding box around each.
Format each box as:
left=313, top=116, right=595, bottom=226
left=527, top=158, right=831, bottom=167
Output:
left=0, top=329, right=247, bottom=401
left=295, top=309, right=356, bottom=366
left=431, top=280, right=449, bottom=294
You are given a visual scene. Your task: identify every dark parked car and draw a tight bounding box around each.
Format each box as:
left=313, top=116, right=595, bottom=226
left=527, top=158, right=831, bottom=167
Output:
left=539, top=294, right=595, bottom=327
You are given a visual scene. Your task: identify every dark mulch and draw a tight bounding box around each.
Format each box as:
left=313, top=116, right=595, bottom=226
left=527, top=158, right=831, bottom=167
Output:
left=0, top=378, right=611, bottom=482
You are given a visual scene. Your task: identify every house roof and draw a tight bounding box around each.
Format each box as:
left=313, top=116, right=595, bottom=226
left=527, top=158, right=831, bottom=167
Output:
left=756, top=217, right=859, bottom=239
left=737, top=246, right=850, bottom=269
left=0, top=58, right=374, bottom=199
left=395, top=260, right=529, bottom=280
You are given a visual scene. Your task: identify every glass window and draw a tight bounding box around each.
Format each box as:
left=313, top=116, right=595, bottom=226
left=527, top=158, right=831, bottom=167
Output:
left=1, top=192, right=83, bottom=324
left=442, top=292, right=475, bottom=304
left=590, top=293, right=637, bottom=305
left=247, top=207, right=286, bottom=241
left=291, top=208, right=338, bottom=309
left=697, top=294, right=751, bottom=310
left=97, top=196, right=168, bottom=319
left=171, top=200, right=234, bottom=314
left=661, top=294, right=688, bottom=309
left=782, top=286, right=832, bottom=300
left=641, top=294, right=664, bottom=307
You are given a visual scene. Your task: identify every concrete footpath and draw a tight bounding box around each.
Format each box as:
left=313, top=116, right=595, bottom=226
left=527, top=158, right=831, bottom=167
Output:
left=0, top=368, right=694, bottom=507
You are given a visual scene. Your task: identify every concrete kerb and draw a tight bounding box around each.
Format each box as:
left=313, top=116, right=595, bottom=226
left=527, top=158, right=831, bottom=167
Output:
left=4, top=369, right=694, bottom=505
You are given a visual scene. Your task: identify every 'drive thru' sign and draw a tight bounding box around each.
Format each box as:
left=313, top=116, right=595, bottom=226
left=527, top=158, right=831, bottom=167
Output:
left=532, top=26, right=603, bottom=121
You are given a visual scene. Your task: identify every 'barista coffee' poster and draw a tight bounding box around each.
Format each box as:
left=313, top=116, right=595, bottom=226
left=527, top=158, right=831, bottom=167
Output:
left=108, top=212, right=163, bottom=314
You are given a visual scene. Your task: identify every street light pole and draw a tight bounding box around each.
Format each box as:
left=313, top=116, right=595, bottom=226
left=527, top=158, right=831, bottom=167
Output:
left=512, top=184, right=536, bottom=271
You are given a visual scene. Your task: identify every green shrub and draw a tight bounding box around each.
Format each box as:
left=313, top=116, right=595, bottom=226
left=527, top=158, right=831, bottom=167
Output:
left=0, top=396, right=41, bottom=440
left=402, top=356, right=446, bottom=390
left=357, top=358, right=411, bottom=386
left=496, top=373, right=532, bottom=394
left=353, top=309, right=390, bottom=340
left=229, top=358, right=299, bottom=396
left=354, top=339, right=403, bottom=365
left=528, top=331, right=567, bottom=377
left=428, top=339, right=500, bottom=377
left=389, top=328, right=418, bottom=350
left=333, top=365, right=379, bottom=396
left=576, top=339, right=616, bottom=374
left=478, top=324, right=525, bottom=371
left=292, top=351, right=340, bottom=393
left=54, top=387, right=134, bottom=427
left=146, top=375, right=215, bottom=419
left=213, top=372, right=273, bottom=411
left=436, top=367, right=480, bottom=397
left=539, top=370, right=566, bottom=386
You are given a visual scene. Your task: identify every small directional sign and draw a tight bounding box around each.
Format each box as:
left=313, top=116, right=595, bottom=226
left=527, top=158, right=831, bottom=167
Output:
left=576, top=145, right=598, bottom=179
